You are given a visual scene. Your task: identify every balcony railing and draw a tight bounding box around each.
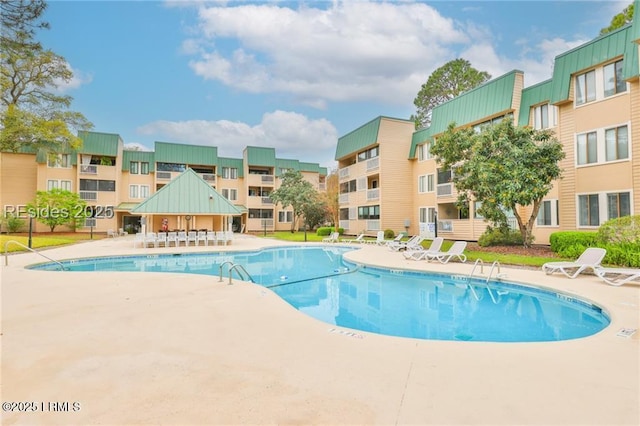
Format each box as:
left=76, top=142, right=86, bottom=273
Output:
left=339, top=193, right=349, bottom=204
left=261, top=175, right=274, bottom=184
left=157, top=171, right=172, bottom=180
left=79, top=191, right=97, bottom=201
left=200, top=173, right=216, bottom=182
left=339, top=167, right=350, bottom=180
left=367, top=188, right=379, bottom=201
left=437, top=183, right=453, bottom=197
left=366, top=157, right=379, bottom=172
left=80, top=165, right=97, bottom=175
left=261, top=197, right=273, bottom=205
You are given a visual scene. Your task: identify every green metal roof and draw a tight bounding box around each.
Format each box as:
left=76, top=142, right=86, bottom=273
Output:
left=551, top=24, right=639, bottom=104
left=517, top=79, right=553, bottom=127
left=122, top=150, right=156, bottom=172
left=77, top=131, right=121, bottom=156
left=429, top=70, right=521, bottom=135
left=623, top=0, right=640, bottom=80
left=245, top=146, right=276, bottom=167
left=631, top=0, right=640, bottom=42
left=276, top=158, right=301, bottom=175
left=115, top=202, right=139, bottom=211
left=154, top=141, right=218, bottom=166
left=408, top=127, right=434, bottom=159
left=131, top=168, right=241, bottom=215
left=335, top=116, right=381, bottom=160
left=216, top=157, right=245, bottom=178
left=299, top=162, right=321, bottom=173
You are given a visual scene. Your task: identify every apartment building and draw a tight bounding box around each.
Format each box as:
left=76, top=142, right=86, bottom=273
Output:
left=0, top=131, right=327, bottom=234
left=336, top=12, right=639, bottom=244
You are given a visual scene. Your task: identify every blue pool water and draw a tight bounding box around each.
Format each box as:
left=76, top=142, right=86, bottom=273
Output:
left=29, top=246, right=610, bottom=342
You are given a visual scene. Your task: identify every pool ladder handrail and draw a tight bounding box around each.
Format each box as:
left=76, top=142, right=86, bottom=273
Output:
left=466, top=260, right=506, bottom=304
left=4, top=240, right=66, bottom=270
left=218, top=260, right=254, bottom=285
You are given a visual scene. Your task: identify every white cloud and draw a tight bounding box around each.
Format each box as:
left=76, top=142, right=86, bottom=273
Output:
left=187, top=1, right=465, bottom=107
left=52, top=63, right=93, bottom=93
left=136, top=110, right=338, bottom=168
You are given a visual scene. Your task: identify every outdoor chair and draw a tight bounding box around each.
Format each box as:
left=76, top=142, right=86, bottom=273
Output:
left=542, top=247, right=607, bottom=279
left=118, top=228, right=127, bottom=236
left=144, top=232, right=158, bottom=248
left=133, top=232, right=145, bottom=248
left=177, top=231, right=187, bottom=247
left=371, top=231, right=385, bottom=245
left=225, top=230, right=234, bottom=245
left=197, top=230, right=207, bottom=246
left=388, top=235, right=423, bottom=252
left=187, top=231, right=198, bottom=246
left=424, top=241, right=468, bottom=264
left=403, top=237, right=444, bottom=260
left=216, top=231, right=227, bottom=246
left=594, top=266, right=640, bottom=286
left=107, top=229, right=118, bottom=238
left=156, top=232, right=167, bottom=247
left=322, top=232, right=340, bottom=243
left=343, top=234, right=366, bottom=244
left=206, top=231, right=216, bottom=246
left=166, top=232, right=177, bottom=247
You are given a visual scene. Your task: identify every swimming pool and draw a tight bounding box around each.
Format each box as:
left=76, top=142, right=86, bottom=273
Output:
left=29, top=245, right=610, bottom=342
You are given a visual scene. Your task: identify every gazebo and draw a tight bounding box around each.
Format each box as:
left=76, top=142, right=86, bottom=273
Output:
left=131, top=169, right=242, bottom=233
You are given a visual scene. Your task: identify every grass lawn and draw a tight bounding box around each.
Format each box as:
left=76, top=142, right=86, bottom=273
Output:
left=1, top=233, right=105, bottom=253
left=258, top=232, right=561, bottom=268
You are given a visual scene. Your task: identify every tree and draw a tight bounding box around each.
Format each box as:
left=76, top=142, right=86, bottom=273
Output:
left=0, top=0, right=49, bottom=52
left=1, top=1, right=92, bottom=153
left=411, top=58, right=491, bottom=129
left=322, top=169, right=340, bottom=231
left=600, top=2, right=634, bottom=35
left=430, top=118, right=565, bottom=247
left=269, top=169, right=320, bottom=234
left=26, top=189, right=88, bottom=231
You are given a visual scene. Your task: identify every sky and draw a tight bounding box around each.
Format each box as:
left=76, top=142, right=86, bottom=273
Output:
left=38, top=0, right=630, bottom=170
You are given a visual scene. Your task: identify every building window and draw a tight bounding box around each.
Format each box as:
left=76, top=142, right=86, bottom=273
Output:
left=80, top=179, right=116, bottom=192
left=358, top=205, right=379, bottom=220
left=607, top=192, right=631, bottom=219
left=222, top=189, right=237, bottom=201
left=47, top=153, right=71, bottom=168
left=47, top=180, right=71, bottom=190
left=537, top=200, right=559, bottom=226
left=534, top=104, right=548, bottom=129
left=418, top=175, right=434, bottom=193
left=339, top=179, right=357, bottom=194
left=418, top=141, right=433, bottom=161
left=248, top=209, right=273, bottom=219
left=141, top=162, right=149, bottom=174
left=575, top=69, right=596, bottom=105
left=437, top=168, right=452, bottom=184
left=419, top=207, right=436, bottom=223
left=222, top=167, right=238, bottom=179
left=576, top=132, right=597, bottom=165
left=339, top=208, right=349, bottom=220
left=278, top=211, right=293, bottom=222
left=130, top=161, right=139, bottom=174
left=605, top=125, right=628, bottom=161
left=140, top=185, right=149, bottom=198
left=157, top=162, right=186, bottom=172
left=578, top=194, right=599, bottom=226
left=603, top=59, right=626, bottom=97
left=129, top=185, right=139, bottom=199
left=357, top=146, right=379, bottom=162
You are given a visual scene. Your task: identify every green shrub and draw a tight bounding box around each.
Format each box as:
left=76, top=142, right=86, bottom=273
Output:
left=384, top=229, right=395, bottom=239
left=598, top=215, right=640, bottom=245
left=478, top=227, right=524, bottom=247
left=5, top=214, right=25, bottom=233
left=316, top=226, right=344, bottom=236
left=549, top=231, right=599, bottom=255
left=601, top=242, right=640, bottom=267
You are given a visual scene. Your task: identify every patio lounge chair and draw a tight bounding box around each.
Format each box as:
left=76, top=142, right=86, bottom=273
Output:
left=197, top=230, right=207, bottom=246
left=594, top=266, right=640, bottom=286
left=403, top=237, right=444, bottom=260
left=206, top=231, right=216, bottom=246
left=384, top=234, right=403, bottom=246
left=107, top=229, right=118, bottom=238
left=187, top=231, right=198, bottom=246
left=166, top=232, right=177, bottom=247
left=343, top=234, right=366, bottom=244
left=388, top=235, right=424, bottom=252
left=177, top=231, right=187, bottom=247
left=322, top=232, right=340, bottom=243
left=424, top=241, right=468, bottom=263
left=371, top=231, right=385, bottom=245
left=542, top=247, right=606, bottom=279
left=156, top=232, right=167, bottom=247
left=133, top=232, right=145, bottom=248
left=216, top=231, right=227, bottom=246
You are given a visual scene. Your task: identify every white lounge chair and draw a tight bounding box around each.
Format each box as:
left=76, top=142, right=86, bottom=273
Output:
left=216, top=231, right=227, bottom=246
left=176, top=231, right=187, bottom=247
left=187, top=231, right=198, bottom=246
left=144, top=232, right=158, bottom=248
left=156, top=232, right=167, bottom=247
left=133, top=232, right=145, bottom=248
left=388, top=235, right=424, bottom=252
left=225, top=230, right=234, bottom=245
left=322, top=232, right=340, bottom=243
left=403, top=237, right=444, bottom=260
left=166, top=232, right=177, bottom=247
left=384, top=234, right=403, bottom=247
left=424, top=241, right=468, bottom=263
left=343, top=234, right=366, bottom=244
left=542, top=247, right=607, bottom=279
left=206, top=231, right=216, bottom=246
left=370, top=231, right=385, bottom=245
left=107, top=229, right=118, bottom=238
left=197, top=230, right=207, bottom=246
left=594, top=266, right=640, bottom=286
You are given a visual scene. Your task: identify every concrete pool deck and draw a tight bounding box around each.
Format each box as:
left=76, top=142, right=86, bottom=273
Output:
left=1, top=235, right=638, bottom=425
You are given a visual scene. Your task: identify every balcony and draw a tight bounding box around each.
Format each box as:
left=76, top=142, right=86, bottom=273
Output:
left=156, top=171, right=172, bottom=180
left=366, top=157, right=379, bottom=172
left=80, top=165, right=97, bottom=175
left=200, top=173, right=216, bottom=183
left=339, top=193, right=349, bottom=204
left=367, top=188, right=379, bottom=201
left=79, top=191, right=97, bottom=201
left=437, top=183, right=453, bottom=197
left=339, top=166, right=350, bottom=180
left=247, top=174, right=275, bottom=186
